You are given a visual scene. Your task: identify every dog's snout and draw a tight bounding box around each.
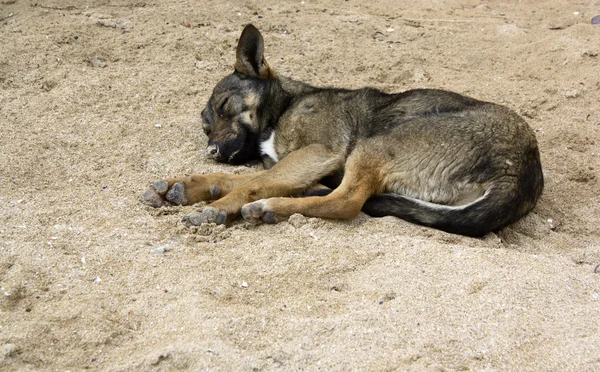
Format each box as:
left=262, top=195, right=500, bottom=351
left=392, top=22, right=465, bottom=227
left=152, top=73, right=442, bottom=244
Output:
left=206, top=144, right=219, bottom=159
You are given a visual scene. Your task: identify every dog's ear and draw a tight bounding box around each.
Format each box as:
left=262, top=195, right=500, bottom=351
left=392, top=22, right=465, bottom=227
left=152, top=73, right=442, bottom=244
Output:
left=234, top=24, right=276, bottom=79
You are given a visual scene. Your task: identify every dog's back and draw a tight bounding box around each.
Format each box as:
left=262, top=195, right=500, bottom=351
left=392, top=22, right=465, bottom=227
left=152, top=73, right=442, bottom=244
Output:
left=364, top=94, right=543, bottom=236
left=269, top=86, right=543, bottom=236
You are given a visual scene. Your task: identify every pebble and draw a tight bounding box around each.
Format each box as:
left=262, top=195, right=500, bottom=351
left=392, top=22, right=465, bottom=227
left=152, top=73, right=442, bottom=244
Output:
left=1, top=344, right=17, bottom=359
left=154, top=123, right=162, bottom=128
left=151, top=244, right=172, bottom=254
left=93, top=276, right=101, bottom=283
left=288, top=213, right=308, bottom=228
left=564, top=89, right=579, bottom=98
left=241, top=281, right=248, bottom=288
left=90, top=58, right=106, bottom=68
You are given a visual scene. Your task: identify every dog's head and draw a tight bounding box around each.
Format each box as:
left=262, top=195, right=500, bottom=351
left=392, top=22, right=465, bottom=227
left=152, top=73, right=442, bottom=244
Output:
left=201, top=24, right=277, bottom=164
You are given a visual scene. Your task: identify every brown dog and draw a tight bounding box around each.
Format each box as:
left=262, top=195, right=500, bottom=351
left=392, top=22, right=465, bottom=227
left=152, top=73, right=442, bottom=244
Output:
left=142, top=24, right=543, bottom=236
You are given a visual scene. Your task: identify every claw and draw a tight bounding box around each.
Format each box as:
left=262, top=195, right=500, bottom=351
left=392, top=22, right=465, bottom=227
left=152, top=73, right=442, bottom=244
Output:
left=216, top=210, right=228, bottom=225
left=201, top=206, right=219, bottom=222
left=210, top=185, right=220, bottom=198
left=241, top=202, right=261, bottom=223
left=141, top=189, right=164, bottom=207
left=141, top=180, right=174, bottom=207
left=262, top=211, right=278, bottom=224
left=152, top=180, right=168, bottom=194
left=181, top=207, right=228, bottom=226
left=240, top=204, right=253, bottom=221
left=165, top=182, right=188, bottom=205
left=182, top=213, right=208, bottom=226
left=249, top=203, right=263, bottom=218
left=241, top=200, right=278, bottom=224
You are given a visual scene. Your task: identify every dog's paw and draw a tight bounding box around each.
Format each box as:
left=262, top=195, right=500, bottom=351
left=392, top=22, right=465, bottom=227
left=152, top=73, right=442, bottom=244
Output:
left=241, top=200, right=278, bottom=224
left=141, top=181, right=188, bottom=208
left=181, top=206, right=228, bottom=226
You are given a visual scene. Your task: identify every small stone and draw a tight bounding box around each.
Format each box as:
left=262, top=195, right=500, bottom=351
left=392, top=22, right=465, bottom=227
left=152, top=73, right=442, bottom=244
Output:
left=413, top=68, right=430, bottom=83
left=1, top=344, right=17, bottom=360
left=154, top=123, right=162, bottom=128
left=241, top=281, right=248, bottom=288
left=90, top=58, right=106, bottom=68
left=151, top=244, right=172, bottom=254
left=93, top=276, right=101, bottom=283
left=564, top=89, right=579, bottom=98
left=288, top=213, right=308, bottom=228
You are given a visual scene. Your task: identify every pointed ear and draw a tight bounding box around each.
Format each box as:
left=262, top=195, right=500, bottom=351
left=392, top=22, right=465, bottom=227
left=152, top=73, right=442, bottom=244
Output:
left=234, top=24, right=276, bottom=79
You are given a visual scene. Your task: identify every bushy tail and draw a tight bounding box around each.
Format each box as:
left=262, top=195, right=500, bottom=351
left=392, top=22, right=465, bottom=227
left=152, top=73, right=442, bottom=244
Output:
left=362, top=142, right=544, bottom=236
left=361, top=187, right=520, bottom=237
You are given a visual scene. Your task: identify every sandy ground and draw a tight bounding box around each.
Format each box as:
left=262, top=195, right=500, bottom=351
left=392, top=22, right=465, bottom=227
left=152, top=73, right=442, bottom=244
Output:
left=1, top=0, right=599, bottom=370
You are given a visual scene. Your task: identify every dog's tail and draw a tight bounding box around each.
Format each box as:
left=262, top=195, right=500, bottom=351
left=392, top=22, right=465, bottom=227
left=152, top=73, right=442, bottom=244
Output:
left=361, top=184, right=529, bottom=237
left=304, top=187, right=511, bottom=236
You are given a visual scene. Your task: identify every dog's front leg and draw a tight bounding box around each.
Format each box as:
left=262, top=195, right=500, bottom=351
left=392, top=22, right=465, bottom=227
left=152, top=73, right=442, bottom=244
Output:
left=141, top=171, right=266, bottom=208
left=182, top=144, right=344, bottom=225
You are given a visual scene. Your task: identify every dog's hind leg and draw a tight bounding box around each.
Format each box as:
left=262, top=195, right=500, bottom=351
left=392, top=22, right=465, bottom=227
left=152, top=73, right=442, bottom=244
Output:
left=241, top=150, right=385, bottom=223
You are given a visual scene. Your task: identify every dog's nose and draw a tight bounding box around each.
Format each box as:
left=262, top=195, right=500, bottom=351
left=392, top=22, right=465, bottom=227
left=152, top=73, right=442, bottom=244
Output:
left=206, top=144, right=219, bottom=159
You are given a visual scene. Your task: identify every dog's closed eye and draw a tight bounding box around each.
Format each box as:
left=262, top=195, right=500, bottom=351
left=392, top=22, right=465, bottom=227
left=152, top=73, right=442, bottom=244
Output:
left=216, top=96, right=230, bottom=117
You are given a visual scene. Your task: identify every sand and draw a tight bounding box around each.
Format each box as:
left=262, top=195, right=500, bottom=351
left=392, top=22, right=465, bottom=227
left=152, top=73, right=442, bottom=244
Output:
left=1, top=0, right=599, bottom=370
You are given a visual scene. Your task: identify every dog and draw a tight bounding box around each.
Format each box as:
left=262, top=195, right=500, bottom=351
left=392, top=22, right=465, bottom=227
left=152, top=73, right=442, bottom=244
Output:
left=141, top=24, right=544, bottom=237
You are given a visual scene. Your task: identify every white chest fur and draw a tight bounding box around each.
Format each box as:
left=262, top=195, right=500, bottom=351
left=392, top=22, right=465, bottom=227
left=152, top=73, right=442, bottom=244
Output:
left=260, top=131, right=279, bottom=163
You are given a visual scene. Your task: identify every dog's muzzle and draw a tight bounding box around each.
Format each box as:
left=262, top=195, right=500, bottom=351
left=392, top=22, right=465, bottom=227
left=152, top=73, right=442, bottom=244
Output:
left=206, top=144, right=219, bottom=159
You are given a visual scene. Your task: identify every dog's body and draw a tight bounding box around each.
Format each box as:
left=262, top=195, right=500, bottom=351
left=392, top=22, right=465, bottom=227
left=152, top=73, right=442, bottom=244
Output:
left=142, top=24, right=543, bottom=236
